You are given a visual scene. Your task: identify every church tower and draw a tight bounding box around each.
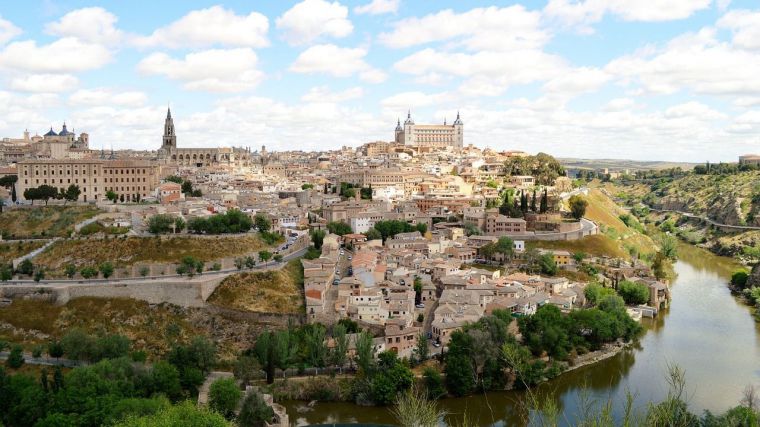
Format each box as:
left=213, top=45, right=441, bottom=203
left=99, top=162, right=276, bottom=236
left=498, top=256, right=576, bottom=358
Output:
left=162, top=107, right=176, bottom=150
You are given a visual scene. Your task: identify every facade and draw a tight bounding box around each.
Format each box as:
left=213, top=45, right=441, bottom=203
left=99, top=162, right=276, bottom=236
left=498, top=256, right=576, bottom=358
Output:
left=394, top=111, right=463, bottom=150
left=739, top=154, right=760, bottom=166
left=17, top=159, right=160, bottom=202
left=158, top=108, right=252, bottom=168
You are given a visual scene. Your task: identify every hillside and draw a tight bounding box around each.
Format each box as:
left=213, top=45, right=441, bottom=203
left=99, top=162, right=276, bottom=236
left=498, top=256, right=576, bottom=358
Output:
left=0, top=206, right=101, bottom=238
left=34, top=234, right=270, bottom=274
left=0, top=240, right=46, bottom=264
left=0, top=296, right=283, bottom=362
left=207, top=259, right=304, bottom=314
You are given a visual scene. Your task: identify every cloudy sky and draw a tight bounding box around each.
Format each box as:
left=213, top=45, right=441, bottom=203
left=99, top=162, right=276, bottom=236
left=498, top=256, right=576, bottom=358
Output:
left=1, top=0, right=759, bottom=161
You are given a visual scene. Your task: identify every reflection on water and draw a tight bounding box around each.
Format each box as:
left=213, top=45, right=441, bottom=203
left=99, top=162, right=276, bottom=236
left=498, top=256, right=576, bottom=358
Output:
left=284, top=244, right=760, bottom=426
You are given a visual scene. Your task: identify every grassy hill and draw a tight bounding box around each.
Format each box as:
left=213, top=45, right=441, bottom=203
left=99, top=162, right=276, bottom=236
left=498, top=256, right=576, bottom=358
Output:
left=208, top=259, right=304, bottom=314
left=0, top=240, right=46, bottom=264
left=0, top=206, right=101, bottom=238
left=34, top=234, right=270, bottom=274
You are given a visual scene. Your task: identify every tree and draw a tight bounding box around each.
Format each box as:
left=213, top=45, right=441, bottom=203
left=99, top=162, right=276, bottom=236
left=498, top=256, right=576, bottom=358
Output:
left=444, top=353, right=475, bottom=397
left=238, top=391, right=275, bottom=427
left=330, top=324, right=349, bottom=371
left=80, top=266, right=98, bottom=279
left=148, top=214, right=176, bottom=234
left=208, top=377, right=241, bottom=420
left=310, top=229, right=326, bottom=249
left=538, top=253, right=558, bottom=276
left=99, top=262, right=114, bottom=279
left=413, top=277, right=423, bottom=305
left=273, top=254, right=283, bottom=263
left=568, top=195, right=588, bottom=220
left=258, top=250, right=272, bottom=266
left=371, top=351, right=414, bottom=405
left=423, top=367, right=446, bottom=399
left=61, top=329, right=96, bottom=361
left=355, top=330, right=375, bottom=374
left=253, top=213, right=271, bottom=233
left=495, top=236, right=515, bottom=263
left=6, top=344, right=24, bottom=368
left=174, top=217, right=186, bottom=233
left=1, top=264, right=13, bottom=281
left=540, top=188, right=548, bottom=213
left=181, top=180, right=193, bottom=195
left=415, top=223, right=428, bottom=235
left=584, top=283, right=617, bottom=306
left=233, top=355, right=261, bottom=386
left=326, top=221, right=352, bottom=236
left=0, top=174, right=18, bottom=202
left=413, top=333, right=429, bottom=365
left=106, top=190, right=118, bottom=203
left=618, top=280, right=650, bottom=305
left=531, top=190, right=537, bottom=212
left=62, top=184, right=80, bottom=204
left=48, top=340, right=64, bottom=359
left=150, top=361, right=182, bottom=400
left=33, top=268, right=45, bottom=282
left=13, top=258, right=30, bottom=276
left=365, top=228, right=382, bottom=240
left=64, top=264, right=77, bottom=278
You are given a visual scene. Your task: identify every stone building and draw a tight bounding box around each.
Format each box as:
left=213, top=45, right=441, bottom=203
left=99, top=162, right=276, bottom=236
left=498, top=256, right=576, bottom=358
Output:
left=157, top=108, right=252, bottom=168
left=16, top=159, right=160, bottom=202
left=394, top=111, right=463, bottom=151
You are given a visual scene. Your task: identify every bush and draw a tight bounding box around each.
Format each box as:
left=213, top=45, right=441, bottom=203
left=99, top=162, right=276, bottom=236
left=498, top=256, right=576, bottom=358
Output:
left=422, top=367, right=446, bottom=399
left=238, top=391, right=274, bottom=427
left=731, top=270, right=750, bottom=289
left=208, top=377, right=241, bottom=420
left=6, top=344, right=24, bottom=368
left=80, top=266, right=98, bottom=279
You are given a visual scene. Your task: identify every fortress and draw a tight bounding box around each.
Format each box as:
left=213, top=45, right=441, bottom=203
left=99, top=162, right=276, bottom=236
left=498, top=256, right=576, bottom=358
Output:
left=394, top=111, right=463, bottom=151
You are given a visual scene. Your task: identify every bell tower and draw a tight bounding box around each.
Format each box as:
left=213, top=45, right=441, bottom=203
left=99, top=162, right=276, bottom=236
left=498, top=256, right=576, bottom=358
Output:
left=163, top=107, right=176, bottom=150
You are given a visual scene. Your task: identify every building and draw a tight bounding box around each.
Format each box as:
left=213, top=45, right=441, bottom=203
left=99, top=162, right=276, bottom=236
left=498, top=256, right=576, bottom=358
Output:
left=739, top=154, right=760, bottom=166
left=16, top=159, right=160, bottom=202
left=394, top=111, right=463, bottom=151
left=158, top=108, right=252, bottom=168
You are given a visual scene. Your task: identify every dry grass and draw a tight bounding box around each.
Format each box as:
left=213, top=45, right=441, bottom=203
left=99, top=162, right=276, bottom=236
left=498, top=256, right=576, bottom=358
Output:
left=208, top=259, right=304, bottom=314
left=528, top=234, right=629, bottom=259
left=35, top=234, right=270, bottom=273
left=0, top=240, right=47, bottom=264
left=0, top=206, right=100, bottom=238
left=0, top=297, right=199, bottom=358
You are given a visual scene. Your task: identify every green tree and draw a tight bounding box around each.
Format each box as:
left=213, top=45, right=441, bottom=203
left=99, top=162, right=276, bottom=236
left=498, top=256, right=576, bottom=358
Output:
left=258, top=250, right=272, bottom=266
left=165, top=175, right=184, bottom=184
left=310, top=229, right=326, bottom=249
left=150, top=361, right=182, bottom=400
left=233, top=355, right=261, bottom=386
left=273, top=254, right=283, bottom=263
left=538, top=253, right=558, bottom=276
left=0, top=174, right=18, bottom=202
left=568, top=195, right=588, bottom=220
left=444, top=353, right=475, bottom=397
left=148, top=214, right=176, bottom=234
left=63, top=184, right=81, bottom=204
left=354, top=330, right=375, bottom=374
left=413, top=333, right=429, bottom=365
left=365, top=228, right=382, bottom=240
left=80, top=266, right=98, bottom=279
left=33, top=268, right=45, bottom=282
left=584, top=283, right=617, bottom=306
left=731, top=270, right=750, bottom=289
left=253, top=213, right=271, bottom=233
left=422, top=367, right=446, bottom=399
left=238, top=391, right=275, bottom=427
left=64, top=264, right=77, bottom=278
left=174, top=217, right=186, bottom=232
left=106, top=190, right=118, bottom=203
left=17, top=258, right=34, bottom=275
left=371, top=351, right=414, bottom=405
left=208, top=377, right=241, bottom=420
left=6, top=344, right=24, bottom=368
left=99, top=262, right=114, bottom=279
left=48, top=340, right=64, bottom=359
left=326, top=221, right=352, bottom=236
left=1, top=264, right=12, bottom=281
left=330, top=324, right=349, bottom=371
left=618, top=280, right=650, bottom=305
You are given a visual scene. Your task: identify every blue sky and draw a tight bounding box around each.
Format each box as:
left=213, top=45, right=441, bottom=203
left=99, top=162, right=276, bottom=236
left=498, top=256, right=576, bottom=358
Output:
left=1, top=0, right=760, bottom=161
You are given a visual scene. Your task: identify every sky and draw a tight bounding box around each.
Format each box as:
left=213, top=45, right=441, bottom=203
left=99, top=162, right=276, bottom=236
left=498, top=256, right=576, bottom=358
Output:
left=1, top=0, right=760, bottom=162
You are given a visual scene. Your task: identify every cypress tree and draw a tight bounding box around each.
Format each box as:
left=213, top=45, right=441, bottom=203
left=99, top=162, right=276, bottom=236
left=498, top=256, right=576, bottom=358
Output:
left=531, top=190, right=537, bottom=212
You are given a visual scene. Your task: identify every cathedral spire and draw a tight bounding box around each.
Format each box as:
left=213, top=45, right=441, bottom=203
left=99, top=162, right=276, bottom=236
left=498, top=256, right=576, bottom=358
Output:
left=166, top=106, right=172, bottom=119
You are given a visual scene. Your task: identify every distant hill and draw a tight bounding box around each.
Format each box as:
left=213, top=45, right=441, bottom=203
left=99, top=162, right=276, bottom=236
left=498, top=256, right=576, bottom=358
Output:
left=559, top=158, right=700, bottom=172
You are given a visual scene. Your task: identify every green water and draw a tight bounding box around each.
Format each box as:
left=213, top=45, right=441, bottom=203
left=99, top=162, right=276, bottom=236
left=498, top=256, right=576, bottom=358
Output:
left=284, top=244, right=760, bottom=426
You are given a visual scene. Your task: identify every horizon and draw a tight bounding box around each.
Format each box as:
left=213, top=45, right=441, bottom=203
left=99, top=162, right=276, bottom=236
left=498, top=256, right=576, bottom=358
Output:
left=1, top=0, right=760, bottom=162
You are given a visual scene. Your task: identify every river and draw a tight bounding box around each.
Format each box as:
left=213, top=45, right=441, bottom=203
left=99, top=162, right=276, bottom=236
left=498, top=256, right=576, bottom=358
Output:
left=284, top=244, right=760, bottom=426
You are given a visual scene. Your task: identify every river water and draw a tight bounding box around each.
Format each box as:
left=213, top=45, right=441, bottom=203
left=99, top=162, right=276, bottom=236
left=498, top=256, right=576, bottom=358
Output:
left=284, top=244, right=760, bottom=426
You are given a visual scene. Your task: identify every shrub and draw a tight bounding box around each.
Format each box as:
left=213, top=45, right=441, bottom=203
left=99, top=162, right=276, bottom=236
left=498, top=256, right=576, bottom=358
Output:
left=618, top=280, right=650, bottom=305
left=208, top=377, right=241, bottom=420
left=6, top=344, right=24, bottom=368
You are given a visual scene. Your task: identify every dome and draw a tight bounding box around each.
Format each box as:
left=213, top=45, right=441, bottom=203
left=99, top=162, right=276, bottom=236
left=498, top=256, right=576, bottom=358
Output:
left=44, top=127, right=58, bottom=137
left=59, top=122, right=73, bottom=136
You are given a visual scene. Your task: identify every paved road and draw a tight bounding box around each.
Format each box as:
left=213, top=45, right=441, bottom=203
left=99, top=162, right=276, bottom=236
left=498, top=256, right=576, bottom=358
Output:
left=649, top=207, right=760, bottom=231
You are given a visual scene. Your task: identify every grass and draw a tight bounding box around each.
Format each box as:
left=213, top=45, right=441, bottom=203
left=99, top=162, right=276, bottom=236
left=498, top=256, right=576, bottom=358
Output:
left=0, top=206, right=101, bottom=238
left=527, top=235, right=629, bottom=259
left=0, top=297, right=199, bottom=358
left=0, top=240, right=47, bottom=264
left=34, top=234, right=271, bottom=274
left=207, top=259, right=304, bottom=314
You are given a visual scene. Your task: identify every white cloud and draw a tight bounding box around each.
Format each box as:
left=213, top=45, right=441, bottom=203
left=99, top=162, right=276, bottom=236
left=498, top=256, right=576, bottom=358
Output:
left=45, top=7, right=125, bottom=45
left=69, top=88, right=147, bottom=107
left=544, top=0, right=713, bottom=33
left=394, top=48, right=565, bottom=96
left=137, top=49, right=264, bottom=92
left=380, top=91, right=452, bottom=111
left=137, top=6, right=269, bottom=48
left=0, top=15, right=22, bottom=45
left=605, top=28, right=760, bottom=96
left=290, top=44, right=386, bottom=82
left=354, top=0, right=400, bottom=15
left=542, top=67, right=610, bottom=96
left=664, top=101, right=726, bottom=120
left=276, top=0, right=353, bottom=45
left=301, top=86, right=363, bottom=102
left=718, top=9, right=760, bottom=51
left=379, top=5, right=548, bottom=51
left=0, top=37, right=111, bottom=73
left=10, top=74, right=79, bottom=93
left=603, top=98, right=636, bottom=111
